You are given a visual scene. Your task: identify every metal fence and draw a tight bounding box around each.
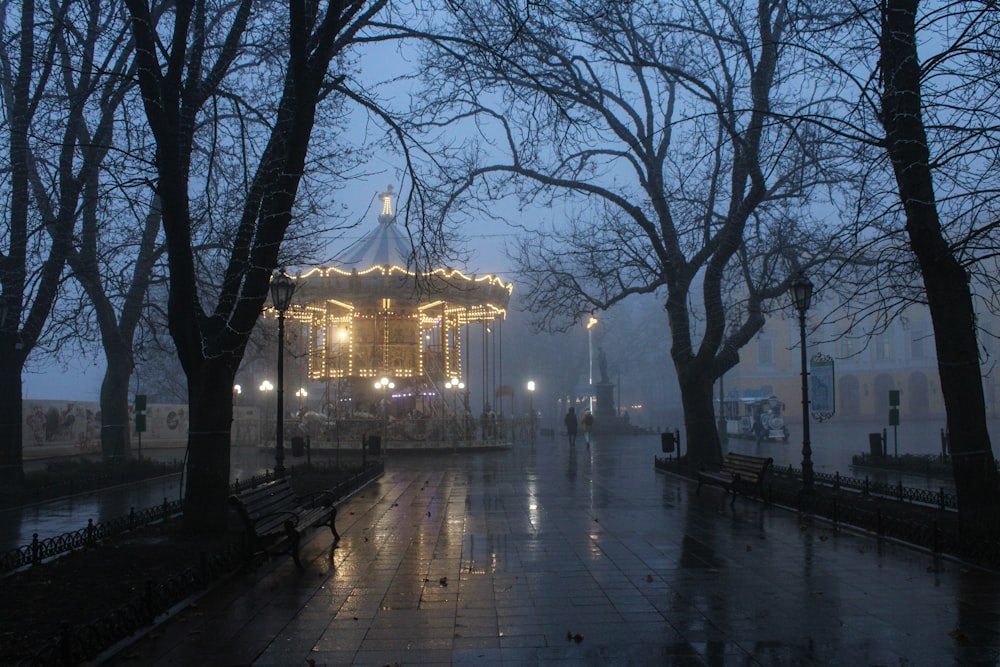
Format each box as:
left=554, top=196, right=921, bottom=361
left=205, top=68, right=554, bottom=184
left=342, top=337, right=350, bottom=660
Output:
left=10, top=460, right=385, bottom=666
left=653, top=456, right=1000, bottom=568
left=2, top=462, right=384, bottom=576
left=770, top=463, right=959, bottom=511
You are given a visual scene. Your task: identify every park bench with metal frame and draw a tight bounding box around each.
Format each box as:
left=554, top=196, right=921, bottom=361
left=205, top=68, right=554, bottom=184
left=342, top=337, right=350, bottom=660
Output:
left=697, top=452, right=773, bottom=506
left=228, top=478, right=339, bottom=570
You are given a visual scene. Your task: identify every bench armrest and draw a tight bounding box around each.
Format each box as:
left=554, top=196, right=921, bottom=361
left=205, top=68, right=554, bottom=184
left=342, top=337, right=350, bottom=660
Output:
left=298, top=490, right=337, bottom=509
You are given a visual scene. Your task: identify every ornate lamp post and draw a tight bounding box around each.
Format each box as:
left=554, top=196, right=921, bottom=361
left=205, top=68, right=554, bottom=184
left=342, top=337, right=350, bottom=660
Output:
left=295, top=387, right=308, bottom=412
left=789, top=270, right=815, bottom=487
left=270, top=270, right=296, bottom=479
left=527, top=380, right=536, bottom=444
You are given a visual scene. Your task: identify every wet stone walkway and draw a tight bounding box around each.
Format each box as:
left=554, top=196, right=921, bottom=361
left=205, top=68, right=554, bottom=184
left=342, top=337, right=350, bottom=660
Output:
left=108, top=435, right=1000, bottom=666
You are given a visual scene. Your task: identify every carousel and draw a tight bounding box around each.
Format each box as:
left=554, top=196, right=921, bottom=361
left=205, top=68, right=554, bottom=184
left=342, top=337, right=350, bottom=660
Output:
left=281, top=186, right=512, bottom=448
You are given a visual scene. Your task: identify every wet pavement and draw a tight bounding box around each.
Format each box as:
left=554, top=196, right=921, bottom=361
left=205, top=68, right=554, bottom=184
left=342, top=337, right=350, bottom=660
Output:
left=100, top=433, right=1000, bottom=666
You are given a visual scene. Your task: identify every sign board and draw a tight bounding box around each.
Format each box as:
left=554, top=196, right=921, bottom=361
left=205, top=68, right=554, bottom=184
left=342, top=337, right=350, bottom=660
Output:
left=888, top=390, right=900, bottom=406
left=809, top=353, right=835, bottom=421
left=889, top=407, right=900, bottom=426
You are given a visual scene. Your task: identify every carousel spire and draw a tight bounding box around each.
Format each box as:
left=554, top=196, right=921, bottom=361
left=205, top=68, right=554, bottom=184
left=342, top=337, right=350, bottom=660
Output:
left=378, top=184, right=395, bottom=225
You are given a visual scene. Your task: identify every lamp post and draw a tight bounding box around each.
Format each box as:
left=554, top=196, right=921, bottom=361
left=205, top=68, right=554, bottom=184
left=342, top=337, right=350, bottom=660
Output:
left=789, top=270, right=815, bottom=487
left=258, top=380, right=273, bottom=450
left=445, top=377, right=465, bottom=443
left=270, top=270, right=296, bottom=479
left=527, top=380, right=536, bottom=444
left=587, top=316, right=598, bottom=412
left=375, top=376, right=394, bottom=442
left=295, top=387, right=308, bottom=413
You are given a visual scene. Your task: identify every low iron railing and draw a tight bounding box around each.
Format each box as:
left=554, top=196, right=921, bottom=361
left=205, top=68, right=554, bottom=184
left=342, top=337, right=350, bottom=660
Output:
left=11, top=460, right=385, bottom=666
left=770, top=463, right=959, bottom=511
left=654, top=455, right=1000, bottom=567
left=1, top=462, right=384, bottom=576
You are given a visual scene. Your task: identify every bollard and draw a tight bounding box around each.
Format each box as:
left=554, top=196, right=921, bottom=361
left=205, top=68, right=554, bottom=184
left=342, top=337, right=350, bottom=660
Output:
left=31, top=533, right=40, bottom=565
left=162, top=497, right=169, bottom=519
left=86, top=519, right=95, bottom=546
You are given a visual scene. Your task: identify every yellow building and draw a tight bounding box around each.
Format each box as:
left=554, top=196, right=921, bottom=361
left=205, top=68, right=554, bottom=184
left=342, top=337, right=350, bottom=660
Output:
left=722, top=302, right=1000, bottom=422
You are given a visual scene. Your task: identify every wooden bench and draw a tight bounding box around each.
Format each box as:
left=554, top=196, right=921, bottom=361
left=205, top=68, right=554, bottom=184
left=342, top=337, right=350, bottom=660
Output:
left=696, top=453, right=773, bottom=506
left=228, top=478, right=339, bottom=570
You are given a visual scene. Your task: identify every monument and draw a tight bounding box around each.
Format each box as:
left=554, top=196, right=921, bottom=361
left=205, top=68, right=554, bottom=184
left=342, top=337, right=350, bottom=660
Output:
left=593, top=347, right=617, bottom=423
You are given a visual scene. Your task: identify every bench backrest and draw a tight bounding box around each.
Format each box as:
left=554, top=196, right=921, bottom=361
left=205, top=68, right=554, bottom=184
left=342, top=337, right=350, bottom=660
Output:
left=720, top=453, right=773, bottom=483
left=231, top=479, right=298, bottom=520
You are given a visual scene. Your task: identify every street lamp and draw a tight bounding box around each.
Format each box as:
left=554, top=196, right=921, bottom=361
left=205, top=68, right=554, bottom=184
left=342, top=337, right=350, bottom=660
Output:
left=258, top=380, right=273, bottom=450
left=270, top=269, right=296, bottom=478
left=789, top=270, right=815, bottom=487
left=375, top=376, right=395, bottom=441
left=587, top=317, right=598, bottom=412
left=527, top=380, right=536, bottom=444
left=445, top=377, right=465, bottom=442
left=295, top=387, right=308, bottom=412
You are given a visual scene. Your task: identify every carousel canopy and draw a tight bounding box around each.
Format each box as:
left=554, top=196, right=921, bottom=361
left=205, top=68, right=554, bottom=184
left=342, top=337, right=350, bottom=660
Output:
left=280, top=184, right=511, bottom=382
left=291, top=185, right=512, bottom=315
left=335, top=185, right=413, bottom=270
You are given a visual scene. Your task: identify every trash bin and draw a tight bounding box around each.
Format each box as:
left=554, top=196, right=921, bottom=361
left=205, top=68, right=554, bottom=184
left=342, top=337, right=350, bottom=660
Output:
left=367, top=435, right=382, bottom=456
left=291, top=436, right=305, bottom=457
left=868, top=432, right=883, bottom=458
left=661, top=431, right=675, bottom=453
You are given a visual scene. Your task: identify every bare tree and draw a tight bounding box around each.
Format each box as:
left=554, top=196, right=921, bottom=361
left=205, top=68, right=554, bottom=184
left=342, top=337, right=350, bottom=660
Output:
left=123, top=0, right=399, bottom=532
left=0, top=0, right=137, bottom=482
left=28, top=0, right=161, bottom=463
left=787, top=0, right=1000, bottom=525
left=422, top=0, right=849, bottom=466
left=873, top=0, right=999, bottom=527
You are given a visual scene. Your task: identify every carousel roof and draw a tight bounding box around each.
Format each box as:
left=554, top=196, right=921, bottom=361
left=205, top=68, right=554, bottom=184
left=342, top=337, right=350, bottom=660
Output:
left=334, top=186, right=413, bottom=269
left=289, top=185, right=512, bottom=314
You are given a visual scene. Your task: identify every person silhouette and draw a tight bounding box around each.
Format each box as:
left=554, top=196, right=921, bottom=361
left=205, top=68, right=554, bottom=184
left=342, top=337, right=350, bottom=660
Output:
left=564, top=407, right=578, bottom=446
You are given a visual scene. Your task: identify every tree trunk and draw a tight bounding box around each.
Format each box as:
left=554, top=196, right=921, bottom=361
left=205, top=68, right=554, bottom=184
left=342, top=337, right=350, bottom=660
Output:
left=183, top=358, right=236, bottom=533
left=100, top=347, right=133, bottom=461
left=0, top=340, right=25, bottom=486
left=879, top=0, right=998, bottom=530
left=675, top=356, right=723, bottom=469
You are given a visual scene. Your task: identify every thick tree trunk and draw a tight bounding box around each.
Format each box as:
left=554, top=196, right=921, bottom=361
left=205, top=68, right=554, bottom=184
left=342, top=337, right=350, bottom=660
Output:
left=675, top=357, right=723, bottom=469
left=0, top=341, right=25, bottom=485
left=880, top=0, right=998, bottom=530
left=100, top=348, right=133, bottom=461
left=183, top=359, right=236, bottom=533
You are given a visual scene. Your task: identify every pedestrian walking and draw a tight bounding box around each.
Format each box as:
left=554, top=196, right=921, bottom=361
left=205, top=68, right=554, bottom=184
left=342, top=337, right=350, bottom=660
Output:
left=564, top=407, right=578, bottom=446
left=581, top=409, right=594, bottom=445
